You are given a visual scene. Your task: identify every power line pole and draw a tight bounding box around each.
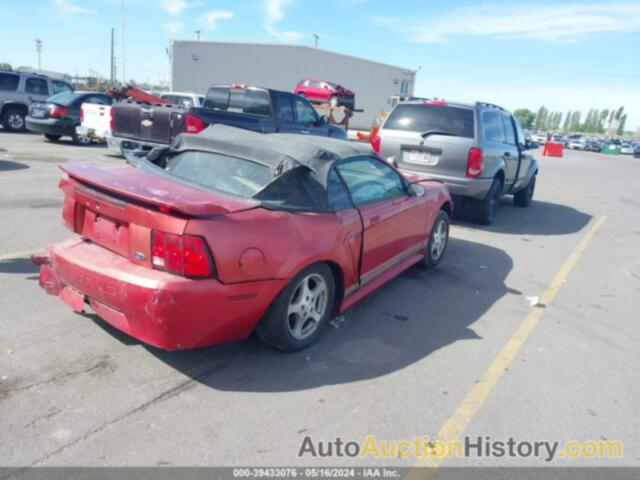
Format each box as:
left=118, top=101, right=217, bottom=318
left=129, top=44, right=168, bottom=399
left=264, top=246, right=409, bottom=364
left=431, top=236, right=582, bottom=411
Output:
left=121, top=0, right=126, bottom=84
left=110, top=28, right=115, bottom=86
left=35, top=39, right=42, bottom=69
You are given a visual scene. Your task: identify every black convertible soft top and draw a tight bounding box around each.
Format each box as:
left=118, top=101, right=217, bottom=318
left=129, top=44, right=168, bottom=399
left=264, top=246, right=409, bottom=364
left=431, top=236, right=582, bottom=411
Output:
left=143, top=125, right=374, bottom=212
left=166, top=125, right=371, bottom=185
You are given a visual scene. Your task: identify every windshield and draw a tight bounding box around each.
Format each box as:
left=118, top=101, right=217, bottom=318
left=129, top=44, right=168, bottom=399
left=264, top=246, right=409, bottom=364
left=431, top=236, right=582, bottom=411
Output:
left=384, top=103, right=475, bottom=138
left=164, top=151, right=273, bottom=198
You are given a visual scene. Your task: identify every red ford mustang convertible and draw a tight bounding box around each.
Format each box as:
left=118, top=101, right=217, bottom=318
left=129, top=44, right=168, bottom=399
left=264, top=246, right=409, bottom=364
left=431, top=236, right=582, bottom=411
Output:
left=34, top=126, right=452, bottom=351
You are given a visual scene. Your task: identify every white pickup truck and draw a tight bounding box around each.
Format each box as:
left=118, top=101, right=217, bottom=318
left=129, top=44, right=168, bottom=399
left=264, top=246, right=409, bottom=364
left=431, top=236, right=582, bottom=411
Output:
left=76, top=91, right=204, bottom=146
left=76, top=103, right=113, bottom=143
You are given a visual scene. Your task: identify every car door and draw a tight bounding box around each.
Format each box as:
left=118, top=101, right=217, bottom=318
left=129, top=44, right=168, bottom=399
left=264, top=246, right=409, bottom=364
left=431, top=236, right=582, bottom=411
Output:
left=500, top=112, right=520, bottom=188
left=305, top=80, right=324, bottom=100
left=512, top=118, right=533, bottom=190
left=271, top=92, right=298, bottom=133
left=335, top=156, right=428, bottom=285
left=293, top=95, right=328, bottom=136
left=480, top=109, right=512, bottom=188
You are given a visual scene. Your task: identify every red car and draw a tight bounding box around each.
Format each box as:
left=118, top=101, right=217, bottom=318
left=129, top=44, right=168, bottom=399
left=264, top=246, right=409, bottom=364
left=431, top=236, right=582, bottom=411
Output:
left=294, top=79, right=355, bottom=108
left=34, top=125, right=452, bottom=352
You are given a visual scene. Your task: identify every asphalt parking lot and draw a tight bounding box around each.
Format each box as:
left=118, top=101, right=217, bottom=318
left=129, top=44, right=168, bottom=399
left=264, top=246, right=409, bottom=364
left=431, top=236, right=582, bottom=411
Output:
left=0, top=132, right=638, bottom=469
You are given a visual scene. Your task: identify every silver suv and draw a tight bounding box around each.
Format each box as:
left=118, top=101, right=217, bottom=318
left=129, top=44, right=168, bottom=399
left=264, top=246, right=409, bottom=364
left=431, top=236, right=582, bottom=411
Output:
left=0, top=70, right=73, bottom=132
left=376, top=99, right=539, bottom=224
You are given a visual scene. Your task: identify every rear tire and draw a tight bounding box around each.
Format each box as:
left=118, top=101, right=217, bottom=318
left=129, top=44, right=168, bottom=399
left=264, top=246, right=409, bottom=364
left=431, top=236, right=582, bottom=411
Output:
left=256, top=263, right=335, bottom=352
left=420, top=210, right=450, bottom=268
left=471, top=178, right=502, bottom=225
left=44, top=133, right=61, bottom=142
left=1, top=107, right=26, bottom=132
left=514, top=175, right=536, bottom=208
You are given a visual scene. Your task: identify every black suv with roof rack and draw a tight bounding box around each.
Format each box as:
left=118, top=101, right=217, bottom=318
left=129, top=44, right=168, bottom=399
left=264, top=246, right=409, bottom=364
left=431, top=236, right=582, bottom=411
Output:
left=374, top=99, right=540, bottom=225
left=0, top=70, right=74, bottom=132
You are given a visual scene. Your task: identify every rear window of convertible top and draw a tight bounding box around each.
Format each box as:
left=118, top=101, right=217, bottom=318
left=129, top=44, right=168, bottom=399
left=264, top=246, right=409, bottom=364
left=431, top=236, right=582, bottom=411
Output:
left=164, top=150, right=273, bottom=199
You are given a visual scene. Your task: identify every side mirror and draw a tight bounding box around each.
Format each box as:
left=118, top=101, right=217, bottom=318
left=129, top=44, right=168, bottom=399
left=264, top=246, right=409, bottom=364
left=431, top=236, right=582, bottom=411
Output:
left=318, top=115, right=329, bottom=126
left=408, top=183, right=426, bottom=197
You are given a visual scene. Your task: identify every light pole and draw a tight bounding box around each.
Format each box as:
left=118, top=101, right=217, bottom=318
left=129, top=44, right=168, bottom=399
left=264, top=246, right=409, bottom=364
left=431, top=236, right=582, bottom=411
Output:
left=121, top=0, right=126, bottom=84
left=35, top=39, right=42, bottom=69
left=312, top=33, right=319, bottom=48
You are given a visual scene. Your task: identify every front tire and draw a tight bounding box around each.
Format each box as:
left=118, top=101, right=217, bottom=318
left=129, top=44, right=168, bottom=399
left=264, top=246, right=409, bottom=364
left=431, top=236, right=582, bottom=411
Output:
left=256, top=263, right=335, bottom=352
left=471, top=178, right=502, bottom=225
left=420, top=210, right=450, bottom=268
left=514, top=175, right=536, bottom=208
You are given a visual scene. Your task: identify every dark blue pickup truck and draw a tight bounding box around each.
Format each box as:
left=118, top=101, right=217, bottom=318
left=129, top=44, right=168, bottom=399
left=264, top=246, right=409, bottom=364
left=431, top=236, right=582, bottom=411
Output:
left=108, top=85, right=346, bottom=155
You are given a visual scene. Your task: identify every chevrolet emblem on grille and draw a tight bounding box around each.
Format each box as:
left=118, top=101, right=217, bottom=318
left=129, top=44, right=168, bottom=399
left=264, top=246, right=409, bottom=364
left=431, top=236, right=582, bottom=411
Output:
left=141, top=119, right=153, bottom=127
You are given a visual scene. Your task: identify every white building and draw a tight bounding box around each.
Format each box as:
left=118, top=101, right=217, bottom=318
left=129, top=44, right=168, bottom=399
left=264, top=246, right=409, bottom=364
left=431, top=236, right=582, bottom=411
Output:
left=171, top=41, right=416, bottom=130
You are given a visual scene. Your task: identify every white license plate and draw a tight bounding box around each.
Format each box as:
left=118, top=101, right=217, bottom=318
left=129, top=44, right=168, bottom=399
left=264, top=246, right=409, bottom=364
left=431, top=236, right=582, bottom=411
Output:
left=403, top=150, right=438, bottom=165
left=31, top=109, right=46, bottom=118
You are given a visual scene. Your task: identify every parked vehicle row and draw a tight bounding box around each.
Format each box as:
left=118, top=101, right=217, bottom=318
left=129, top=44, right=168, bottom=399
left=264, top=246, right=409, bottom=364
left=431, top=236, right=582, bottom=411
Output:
left=26, top=91, right=112, bottom=145
left=107, top=84, right=347, bottom=155
left=525, top=131, right=640, bottom=155
left=15, top=72, right=549, bottom=352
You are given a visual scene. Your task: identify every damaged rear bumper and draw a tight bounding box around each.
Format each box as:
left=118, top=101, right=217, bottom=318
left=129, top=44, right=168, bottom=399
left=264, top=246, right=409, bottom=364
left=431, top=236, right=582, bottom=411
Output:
left=34, top=237, right=287, bottom=350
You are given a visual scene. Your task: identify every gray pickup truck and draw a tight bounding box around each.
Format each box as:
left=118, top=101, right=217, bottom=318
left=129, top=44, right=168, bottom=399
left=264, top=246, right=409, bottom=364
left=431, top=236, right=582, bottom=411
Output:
left=376, top=100, right=539, bottom=225
left=0, top=70, right=74, bottom=132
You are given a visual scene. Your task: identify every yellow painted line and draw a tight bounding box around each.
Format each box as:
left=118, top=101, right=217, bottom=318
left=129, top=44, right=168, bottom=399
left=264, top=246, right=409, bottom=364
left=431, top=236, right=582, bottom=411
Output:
left=0, top=248, right=44, bottom=262
left=407, top=216, right=607, bottom=476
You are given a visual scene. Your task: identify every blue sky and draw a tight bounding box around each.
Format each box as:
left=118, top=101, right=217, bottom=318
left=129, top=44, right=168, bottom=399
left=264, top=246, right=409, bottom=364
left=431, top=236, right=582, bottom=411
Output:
left=2, top=0, right=639, bottom=130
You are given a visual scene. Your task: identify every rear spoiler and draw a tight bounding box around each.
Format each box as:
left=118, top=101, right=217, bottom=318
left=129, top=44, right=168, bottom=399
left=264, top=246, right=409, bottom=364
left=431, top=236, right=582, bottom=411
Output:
left=59, top=162, right=258, bottom=217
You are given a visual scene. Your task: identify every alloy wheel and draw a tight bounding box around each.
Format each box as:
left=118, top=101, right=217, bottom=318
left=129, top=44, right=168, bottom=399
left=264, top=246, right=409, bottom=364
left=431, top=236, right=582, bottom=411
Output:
left=8, top=113, right=24, bottom=130
left=430, top=217, right=448, bottom=261
left=286, top=273, right=328, bottom=340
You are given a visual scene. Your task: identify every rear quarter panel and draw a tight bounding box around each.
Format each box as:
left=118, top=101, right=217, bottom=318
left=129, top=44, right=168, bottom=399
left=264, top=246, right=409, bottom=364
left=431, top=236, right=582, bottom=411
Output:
left=185, top=208, right=362, bottom=294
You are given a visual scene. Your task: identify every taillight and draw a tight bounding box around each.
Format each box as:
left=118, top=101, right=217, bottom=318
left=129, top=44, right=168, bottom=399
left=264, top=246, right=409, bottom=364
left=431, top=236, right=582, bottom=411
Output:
left=80, top=107, right=84, bottom=123
left=109, top=108, right=114, bottom=131
left=370, top=126, right=381, bottom=153
left=184, top=114, right=205, bottom=133
left=151, top=231, right=213, bottom=278
left=50, top=106, right=68, bottom=118
left=466, top=147, right=483, bottom=178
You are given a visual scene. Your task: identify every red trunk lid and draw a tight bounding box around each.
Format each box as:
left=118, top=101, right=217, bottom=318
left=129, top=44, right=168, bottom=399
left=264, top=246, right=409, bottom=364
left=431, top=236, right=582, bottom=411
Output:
left=58, top=162, right=257, bottom=268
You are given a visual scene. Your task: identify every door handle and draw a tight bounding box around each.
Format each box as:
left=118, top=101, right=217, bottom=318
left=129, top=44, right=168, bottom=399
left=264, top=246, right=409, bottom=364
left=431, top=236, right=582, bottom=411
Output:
left=504, top=152, right=511, bottom=157
left=370, top=216, right=381, bottom=225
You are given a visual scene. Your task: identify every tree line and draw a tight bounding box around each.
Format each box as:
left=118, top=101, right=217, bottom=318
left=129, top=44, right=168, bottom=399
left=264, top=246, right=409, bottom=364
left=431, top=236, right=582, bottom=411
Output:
left=513, top=106, right=628, bottom=135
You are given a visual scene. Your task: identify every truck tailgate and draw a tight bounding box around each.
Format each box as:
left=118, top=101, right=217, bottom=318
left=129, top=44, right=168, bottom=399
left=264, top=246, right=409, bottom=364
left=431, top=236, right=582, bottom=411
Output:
left=112, top=102, right=185, bottom=145
left=81, top=104, right=112, bottom=133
